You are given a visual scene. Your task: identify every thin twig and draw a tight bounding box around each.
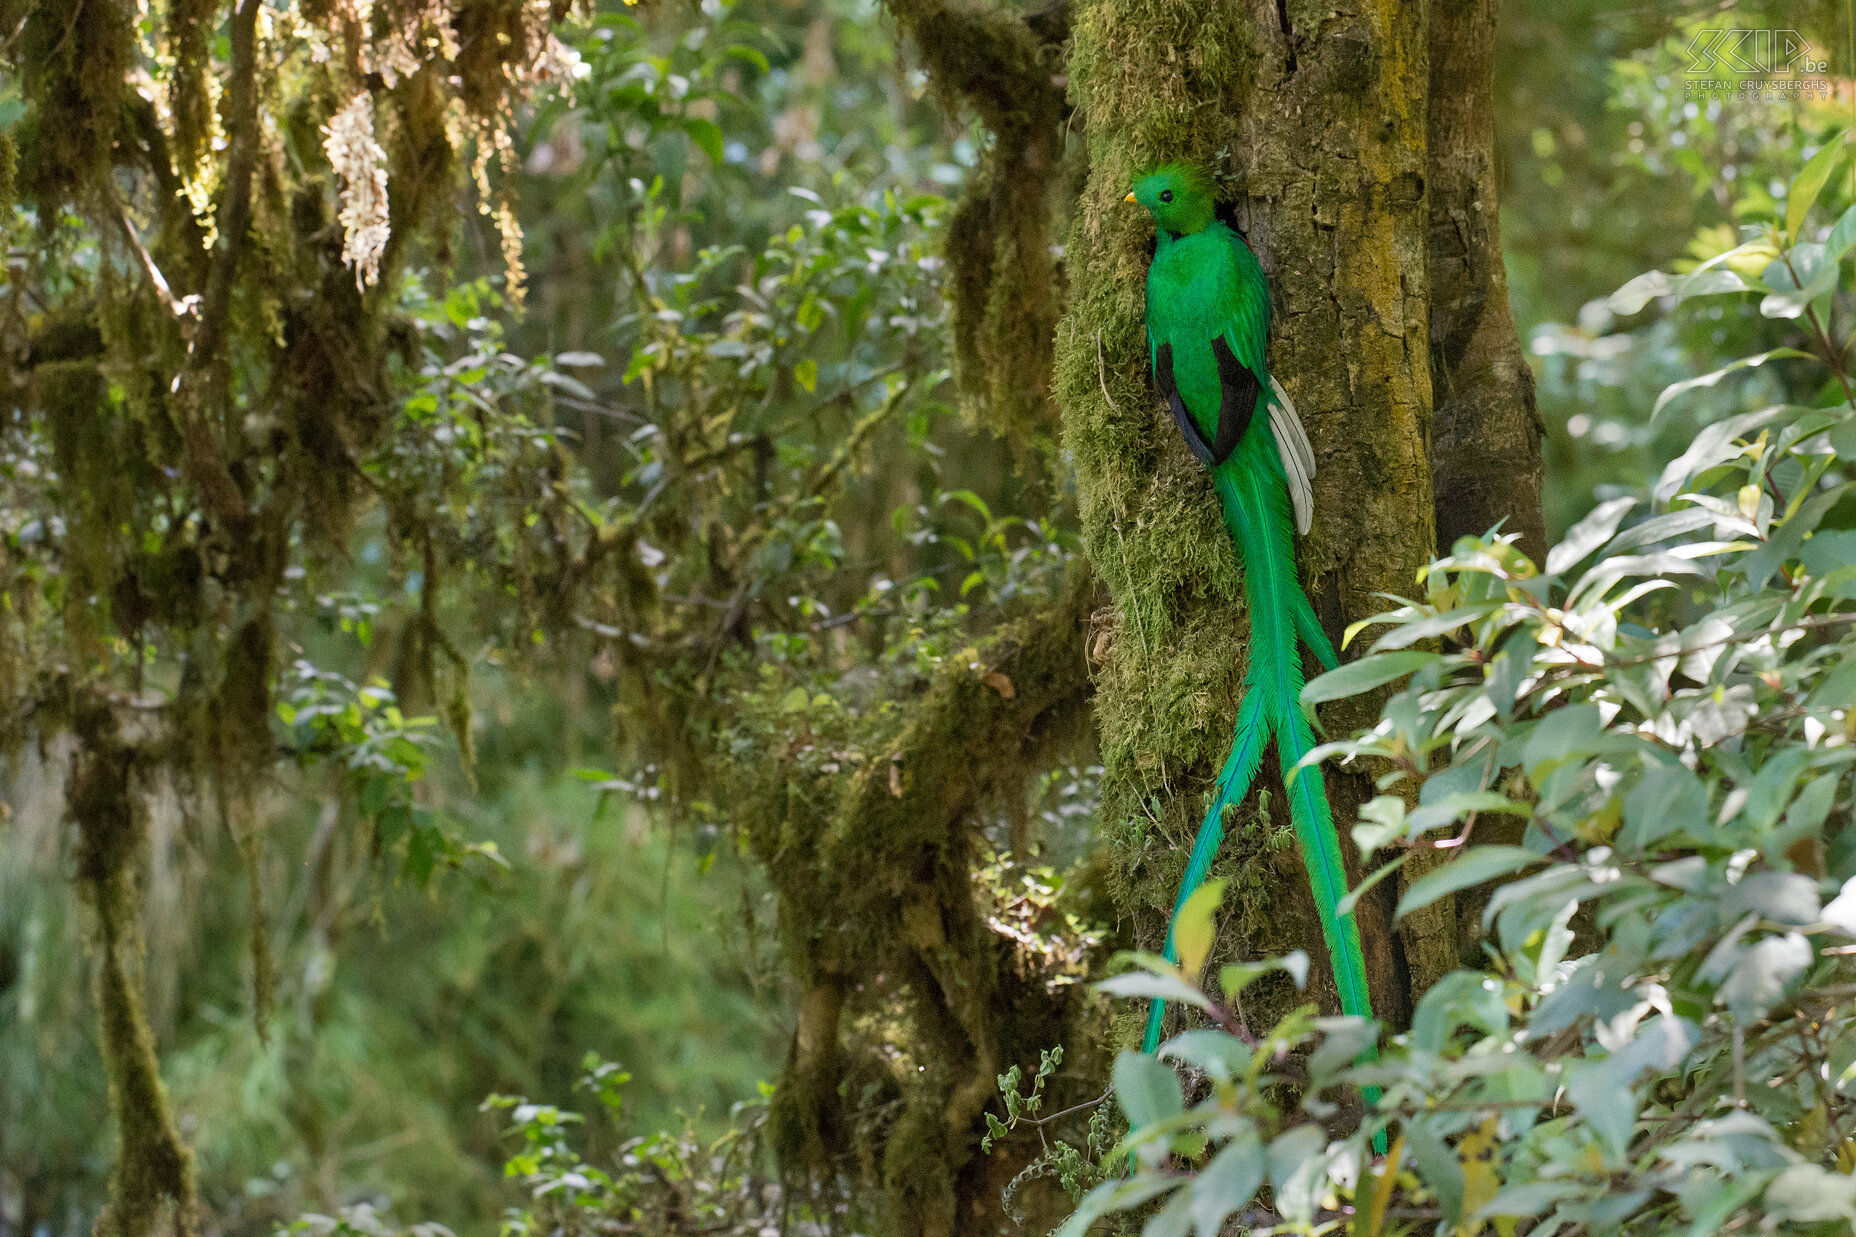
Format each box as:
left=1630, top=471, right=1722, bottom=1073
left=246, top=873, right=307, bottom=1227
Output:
left=108, top=193, right=197, bottom=325
left=1781, top=248, right=1856, bottom=410
left=1096, top=328, right=1120, bottom=412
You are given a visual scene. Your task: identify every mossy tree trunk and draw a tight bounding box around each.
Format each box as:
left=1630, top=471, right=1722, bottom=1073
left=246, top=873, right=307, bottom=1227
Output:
left=1049, top=0, right=1539, bottom=1037
left=68, top=700, right=197, bottom=1237
left=755, top=569, right=1101, bottom=1237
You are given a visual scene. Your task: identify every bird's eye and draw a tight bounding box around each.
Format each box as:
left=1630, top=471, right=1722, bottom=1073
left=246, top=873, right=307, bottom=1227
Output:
left=1160, top=190, right=1174, bottom=203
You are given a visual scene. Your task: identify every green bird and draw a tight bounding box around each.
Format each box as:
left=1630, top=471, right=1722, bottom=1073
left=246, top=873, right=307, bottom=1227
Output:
left=1124, top=165, right=1374, bottom=1057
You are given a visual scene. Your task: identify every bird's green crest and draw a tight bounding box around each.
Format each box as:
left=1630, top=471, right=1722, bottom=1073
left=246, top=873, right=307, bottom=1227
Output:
left=1127, top=164, right=1216, bottom=236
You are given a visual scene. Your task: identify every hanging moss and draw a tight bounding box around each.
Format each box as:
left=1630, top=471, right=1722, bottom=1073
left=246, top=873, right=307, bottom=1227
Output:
left=36, top=337, right=128, bottom=648
left=452, top=0, right=532, bottom=117
left=10, top=0, right=131, bottom=208
left=888, top=0, right=1068, bottom=452
left=1, top=0, right=600, bottom=1226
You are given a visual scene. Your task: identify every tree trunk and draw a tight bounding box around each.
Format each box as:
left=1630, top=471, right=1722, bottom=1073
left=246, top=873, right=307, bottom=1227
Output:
left=1427, top=0, right=1546, bottom=565
left=1054, top=0, right=1445, bottom=1037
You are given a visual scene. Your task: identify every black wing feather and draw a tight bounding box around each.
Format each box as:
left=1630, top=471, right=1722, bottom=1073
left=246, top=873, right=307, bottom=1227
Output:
left=1209, top=337, right=1261, bottom=464
left=1155, top=339, right=1264, bottom=468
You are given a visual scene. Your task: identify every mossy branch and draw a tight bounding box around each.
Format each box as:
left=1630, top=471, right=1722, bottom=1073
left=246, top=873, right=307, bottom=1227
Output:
left=763, top=563, right=1099, bottom=1236
left=191, top=0, right=264, bottom=369
left=70, top=698, right=198, bottom=1237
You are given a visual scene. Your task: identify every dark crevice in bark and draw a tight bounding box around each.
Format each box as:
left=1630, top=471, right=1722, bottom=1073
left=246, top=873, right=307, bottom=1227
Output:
left=1275, top=0, right=1299, bottom=73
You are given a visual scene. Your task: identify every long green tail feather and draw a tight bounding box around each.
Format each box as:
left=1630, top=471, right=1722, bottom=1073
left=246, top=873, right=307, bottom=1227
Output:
left=1141, top=420, right=1372, bottom=1047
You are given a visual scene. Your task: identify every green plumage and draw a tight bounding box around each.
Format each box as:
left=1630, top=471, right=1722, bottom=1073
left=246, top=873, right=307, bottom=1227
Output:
left=1127, top=166, right=1374, bottom=1056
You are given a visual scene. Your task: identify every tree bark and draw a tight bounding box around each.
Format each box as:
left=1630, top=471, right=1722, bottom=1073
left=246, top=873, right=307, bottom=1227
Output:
left=1427, top=0, right=1546, bottom=564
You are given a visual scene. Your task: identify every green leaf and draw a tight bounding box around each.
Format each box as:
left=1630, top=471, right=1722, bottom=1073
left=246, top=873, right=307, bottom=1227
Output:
left=1267, top=1125, right=1327, bottom=1194
left=1054, top=1177, right=1180, bottom=1237
left=1788, top=132, right=1847, bottom=240
left=1337, top=854, right=1407, bottom=916
left=1619, top=760, right=1707, bottom=852
left=1718, top=933, right=1812, bottom=1021
left=681, top=116, right=725, bottom=164
left=1219, top=950, right=1308, bottom=1001
left=1305, top=1015, right=1377, bottom=1083
left=1475, top=1183, right=1593, bottom=1221
left=1721, top=872, right=1820, bottom=926
left=1824, top=201, right=1856, bottom=266
left=1408, top=791, right=1534, bottom=835
left=1759, top=244, right=1839, bottom=320
left=1741, top=487, right=1842, bottom=589
left=1405, top=1117, right=1465, bottom=1228
left=1783, top=771, right=1840, bottom=838
left=1365, top=604, right=1498, bottom=652
left=1522, top=703, right=1602, bottom=779
left=1095, top=971, right=1212, bottom=1011
left=1546, top=497, right=1637, bottom=575
left=1187, top=1130, right=1265, bottom=1237
left=1650, top=350, right=1815, bottom=421
left=1112, top=1051, right=1184, bottom=1130
left=1654, top=407, right=1792, bottom=503
left=1301, top=651, right=1438, bottom=708
left=793, top=357, right=817, bottom=393
left=1351, top=795, right=1407, bottom=859
left=1763, top=1165, right=1856, bottom=1226
left=1607, top=269, right=1675, bottom=315
left=1174, top=879, right=1226, bottom=976
left=1158, top=1029, right=1252, bottom=1083
left=1397, top=846, right=1544, bottom=919
left=1606, top=255, right=1769, bottom=315
left=723, top=43, right=771, bottom=73
left=1566, top=1061, right=1637, bottom=1161
left=1142, top=1186, right=1195, bottom=1237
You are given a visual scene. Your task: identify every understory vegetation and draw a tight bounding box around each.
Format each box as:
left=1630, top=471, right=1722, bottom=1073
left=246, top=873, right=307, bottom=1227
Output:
left=2, top=1, right=1854, bottom=1236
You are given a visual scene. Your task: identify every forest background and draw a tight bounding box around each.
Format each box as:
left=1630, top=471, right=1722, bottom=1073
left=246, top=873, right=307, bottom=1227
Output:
left=3, top=0, right=1855, bottom=1234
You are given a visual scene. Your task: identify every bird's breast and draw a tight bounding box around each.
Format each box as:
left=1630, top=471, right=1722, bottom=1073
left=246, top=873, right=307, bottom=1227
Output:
left=1146, top=236, right=1242, bottom=344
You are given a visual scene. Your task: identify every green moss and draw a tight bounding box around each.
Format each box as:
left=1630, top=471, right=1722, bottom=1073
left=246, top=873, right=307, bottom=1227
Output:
left=167, top=0, right=217, bottom=181
left=0, top=129, right=17, bottom=220
left=733, top=566, right=1098, bottom=1235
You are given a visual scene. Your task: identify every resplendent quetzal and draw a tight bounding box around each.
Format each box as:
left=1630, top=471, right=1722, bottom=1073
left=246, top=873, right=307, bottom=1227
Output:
left=1125, top=165, right=1374, bottom=1055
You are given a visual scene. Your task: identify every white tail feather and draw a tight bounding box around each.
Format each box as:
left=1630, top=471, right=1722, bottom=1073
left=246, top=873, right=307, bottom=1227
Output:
left=1267, top=376, right=1316, bottom=535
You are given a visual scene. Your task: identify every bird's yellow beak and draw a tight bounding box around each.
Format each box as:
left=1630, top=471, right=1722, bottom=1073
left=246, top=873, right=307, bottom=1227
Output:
left=1123, top=191, right=1137, bottom=203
